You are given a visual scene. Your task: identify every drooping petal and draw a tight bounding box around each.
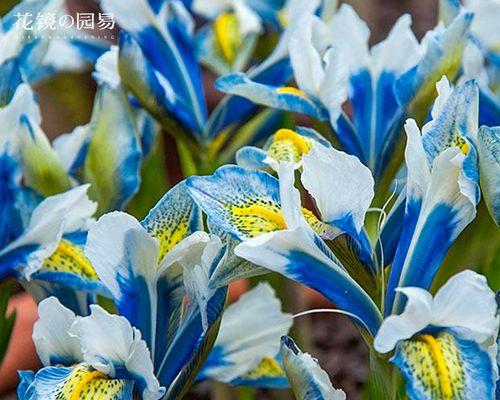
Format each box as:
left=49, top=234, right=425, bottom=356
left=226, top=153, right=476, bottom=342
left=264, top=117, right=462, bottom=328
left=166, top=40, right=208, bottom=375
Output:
left=19, top=364, right=134, bottom=400
left=235, top=227, right=382, bottom=335
left=392, top=329, right=495, bottom=400
left=477, top=126, right=500, bottom=226
left=69, top=305, right=165, bottom=400
left=0, top=185, right=96, bottom=279
left=214, top=72, right=326, bottom=120
left=281, top=336, right=346, bottom=400
left=200, top=283, right=292, bottom=383
left=186, top=165, right=284, bottom=240
left=32, top=297, right=82, bottom=367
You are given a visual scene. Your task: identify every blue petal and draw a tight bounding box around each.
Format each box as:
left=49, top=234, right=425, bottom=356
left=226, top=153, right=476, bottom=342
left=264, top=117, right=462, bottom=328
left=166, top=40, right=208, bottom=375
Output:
left=186, top=165, right=282, bottom=240
left=215, top=72, right=326, bottom=120
left=206, top=56, right=292, bottom=138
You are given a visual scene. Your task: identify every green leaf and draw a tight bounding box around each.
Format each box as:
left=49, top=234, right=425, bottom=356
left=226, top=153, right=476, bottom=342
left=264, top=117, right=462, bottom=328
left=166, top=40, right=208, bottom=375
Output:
left=0, top=283, right=16, bottom=366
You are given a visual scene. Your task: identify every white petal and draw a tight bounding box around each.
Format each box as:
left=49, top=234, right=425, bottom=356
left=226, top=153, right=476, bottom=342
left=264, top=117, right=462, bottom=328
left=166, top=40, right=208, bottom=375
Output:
left=374, top=287, right=433, bottom=354
left=277, top=162, right=307, bottom=230
left=289, top=15, right=325, bottom=95
left=319, top=48, right=349, bottom=124
left=93, top=46, right=121, bottom=89
left=432, top=270, right=499, bottom=344
left=32, top=297, right=82, bottom=366
left=0, top=185, right=96, bottom=278
left=52, top=124, right=93, bottom=172
left=301, top=143, right=374, bottom=233
left=85, top=212, right=159, bottom=300
left=328, top=4, right=370, bottom=73
left=404, top=119, right=431, bottom=201
left=234, top=0, right=262, bottom=35
left=371, top=14, right=420, bottom=76
left=69, top=305, right=165, bottom=400
left=205, top=283, right=293, bottom=382
left=0, top=83, right=40, bottom=155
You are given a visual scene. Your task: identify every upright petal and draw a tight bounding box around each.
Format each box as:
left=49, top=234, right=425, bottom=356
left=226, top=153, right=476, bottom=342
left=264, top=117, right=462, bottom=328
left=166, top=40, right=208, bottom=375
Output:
left=70, top=305, right=165, bottom=400
left=477, top=126, right=500, bottom=226
left=32, top=297, right=82, bottom=366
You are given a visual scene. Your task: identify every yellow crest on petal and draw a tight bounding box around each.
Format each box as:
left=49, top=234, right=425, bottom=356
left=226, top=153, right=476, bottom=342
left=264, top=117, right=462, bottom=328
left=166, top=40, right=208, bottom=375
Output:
left=229, top=201, right=286, bottom=237
left=267, top=129, right=314, bottom=165
left=54, top=364, right=131, bottom=400
left=242, top=357, right=286, bottom=380
left=276, top=87, right=308, bottom=99
left=214, top=11, right=242, bottom=62
left=42, top=240, right=98, bottom=281
left=399, top=331, right=466, bottom=399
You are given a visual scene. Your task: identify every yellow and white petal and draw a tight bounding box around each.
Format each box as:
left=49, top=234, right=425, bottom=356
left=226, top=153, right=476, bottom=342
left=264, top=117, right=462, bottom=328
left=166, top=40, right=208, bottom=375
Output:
left=29, top=363, right=134, bottom=400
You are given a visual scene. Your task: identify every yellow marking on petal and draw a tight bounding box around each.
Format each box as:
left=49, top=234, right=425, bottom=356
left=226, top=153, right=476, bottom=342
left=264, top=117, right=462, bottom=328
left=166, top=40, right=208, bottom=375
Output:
left=276, top=87, right=308, bottom=99
left=301, top=208, right=336, bottom=237
left=449, top=132, right=470, bottom=155
left=214, top=11, right=241, bottom=62
left=150, top=221, right=189, bottom=262
left=42, top=240, right=98, bottom=280
left=243, top=357, right=285, bottom=379
left=51, top=364, right=131, bottom=400
left=278, top=9, right=288, bottom=27
left=400, top=331, right=466, bottom=399
left=419, top=334, right=452, bottom=398
left=230, top=201, right=286, bottom=237
left=71, top=371, right=107, bottom=400
left=267, top=129, right=314, bottom=164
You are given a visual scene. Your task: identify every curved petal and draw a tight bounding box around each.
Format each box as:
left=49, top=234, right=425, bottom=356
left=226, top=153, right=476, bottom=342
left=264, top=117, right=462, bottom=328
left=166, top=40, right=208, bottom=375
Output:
left=215, top=72, right=326, bottom=120
left=477, top=126, right=500, bottom=226
left=32, top=297, right=82, bottom=367
left=301, top=143, right=374, bottom=234
left=281, top=336, right=346, bottom=400
left=69, top=305, right=165, bottom=400
left=201, top=283, right=292, bottom=383
left=374, top=287, right=433, bottom=354
left=186, top=165, right=284, bottom=240
left=432, top=270, right=499, bottom=345
left=20, top=364, right=135, bottom=400
left=235, top=227, right=382, bottom=335
left=0, top=185, right=96, bottom=279
left=84, top=211, right=159, bottom=347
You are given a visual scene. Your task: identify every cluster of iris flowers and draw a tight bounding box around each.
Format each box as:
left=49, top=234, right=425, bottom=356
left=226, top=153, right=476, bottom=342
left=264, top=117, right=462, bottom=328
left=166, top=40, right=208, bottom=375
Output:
left=0, top=0, right=498, bottom=399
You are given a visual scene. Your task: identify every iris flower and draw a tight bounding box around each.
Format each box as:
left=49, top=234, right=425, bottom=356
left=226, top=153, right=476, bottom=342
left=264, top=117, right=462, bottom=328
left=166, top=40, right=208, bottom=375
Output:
left=216, top=5, right=473, bottom=187
left=185, top=78, right=492, bottom=395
